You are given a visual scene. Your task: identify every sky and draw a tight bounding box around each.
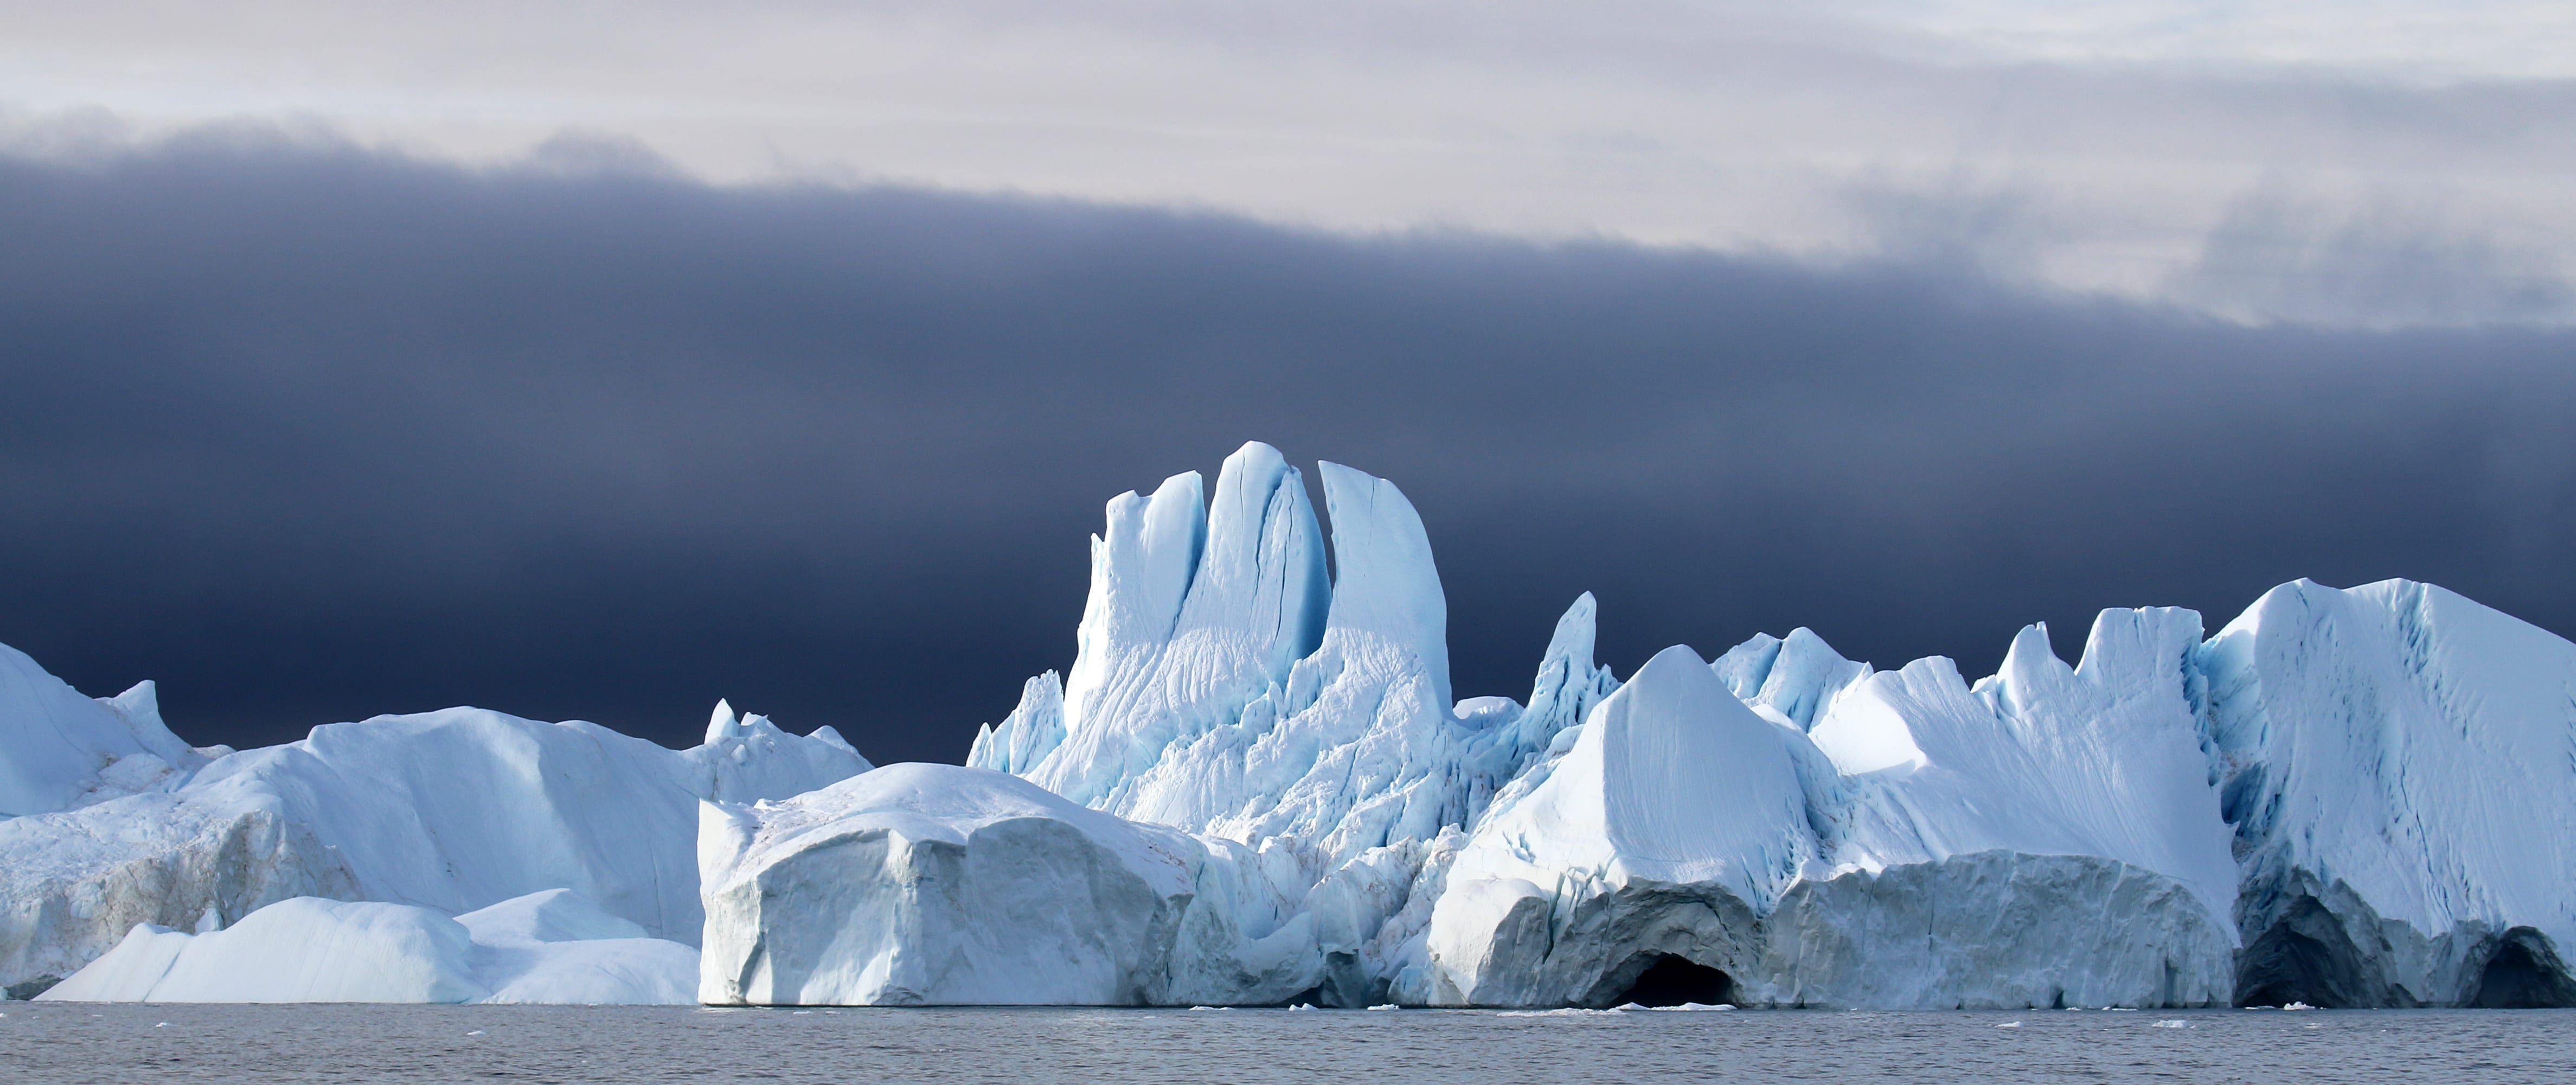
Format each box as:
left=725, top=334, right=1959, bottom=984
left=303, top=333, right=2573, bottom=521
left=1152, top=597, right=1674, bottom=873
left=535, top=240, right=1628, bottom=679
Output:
left=3, top=3, right=2572, bottom=763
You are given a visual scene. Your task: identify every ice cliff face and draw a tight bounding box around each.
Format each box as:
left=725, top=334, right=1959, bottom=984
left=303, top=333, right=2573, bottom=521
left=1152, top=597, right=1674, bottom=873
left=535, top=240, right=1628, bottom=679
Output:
left=699, top=763, right=1327, bottom=1006
left=2202, top=578, right=2576, bottom=1008
left=2, top=687, right=868, bottom=995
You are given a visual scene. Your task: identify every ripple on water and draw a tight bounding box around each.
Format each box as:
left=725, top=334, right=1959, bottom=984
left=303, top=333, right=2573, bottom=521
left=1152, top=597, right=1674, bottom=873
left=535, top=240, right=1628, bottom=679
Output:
left=0, top=1005, right=2571, bottom=1084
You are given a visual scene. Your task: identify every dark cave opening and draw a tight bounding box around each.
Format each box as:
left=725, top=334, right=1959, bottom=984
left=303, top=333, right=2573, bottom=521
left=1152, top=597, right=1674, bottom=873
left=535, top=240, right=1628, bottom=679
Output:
left=2470, top=930, right=2576, bottom=1009
left=1613, top=954, right=1738, bottom=1007
left=2235, top=897, right=2375, bottom=1008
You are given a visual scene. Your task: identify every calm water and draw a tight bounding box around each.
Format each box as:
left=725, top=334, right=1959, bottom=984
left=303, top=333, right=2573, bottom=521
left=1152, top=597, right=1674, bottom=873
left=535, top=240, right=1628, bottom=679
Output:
left=3, top=1003, right=2569, bottom=1084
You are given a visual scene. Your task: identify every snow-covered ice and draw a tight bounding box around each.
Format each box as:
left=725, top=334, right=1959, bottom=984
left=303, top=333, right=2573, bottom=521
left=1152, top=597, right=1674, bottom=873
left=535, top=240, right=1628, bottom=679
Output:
left=2, top=684, right=867, bottom=993
left=39, top=889, right=696, bottom=1004
left=1417, top=644, right=1812, bottom=1007
left=2202, top=579, right=2576, bottom=1008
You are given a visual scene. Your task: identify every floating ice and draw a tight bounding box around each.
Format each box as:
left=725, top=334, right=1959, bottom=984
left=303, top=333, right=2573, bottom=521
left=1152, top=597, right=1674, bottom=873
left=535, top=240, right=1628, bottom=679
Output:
left=37, top=889, right=696, bottom=1004
left=697, top=762, right=1316, bottom=1006
left=13, top=445, right=2576, bottom=1012
left=2, top=679, right=867, bottom=992
left=703, top=448, right=2576, bottom=1010
left=2204, top=579, right=2576, bottom=1009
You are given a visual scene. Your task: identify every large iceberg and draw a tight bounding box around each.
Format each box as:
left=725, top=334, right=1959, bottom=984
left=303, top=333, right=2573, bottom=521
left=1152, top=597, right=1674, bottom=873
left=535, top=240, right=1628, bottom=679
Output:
left=1, top=678, right=868, bottom=995
left=12, top=443, right=2576, bottom=1010
left=725, top=444, right=2575, bottom=1009
left=40, top=888, right=695, bottom=1004
left=1413, top=623, right=2237, bottom=1011
left=2203, top=579, right=2576, bottom=1008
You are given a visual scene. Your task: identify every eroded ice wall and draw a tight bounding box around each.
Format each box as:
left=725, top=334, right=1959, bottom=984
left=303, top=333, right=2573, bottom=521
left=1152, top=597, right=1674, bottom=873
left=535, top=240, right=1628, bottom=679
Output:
left=2204, top=578, right=2576, bottom=1008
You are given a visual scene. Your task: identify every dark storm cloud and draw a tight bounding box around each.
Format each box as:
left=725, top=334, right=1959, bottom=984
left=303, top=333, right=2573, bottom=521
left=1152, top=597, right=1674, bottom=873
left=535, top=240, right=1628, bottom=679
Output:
left=4, top=127, right=2572, bottom=763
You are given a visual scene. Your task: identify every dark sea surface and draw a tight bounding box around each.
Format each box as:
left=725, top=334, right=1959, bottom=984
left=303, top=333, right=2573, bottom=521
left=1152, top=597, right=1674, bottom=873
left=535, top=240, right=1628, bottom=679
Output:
left=3, top=1003, right=2569, bottom=1084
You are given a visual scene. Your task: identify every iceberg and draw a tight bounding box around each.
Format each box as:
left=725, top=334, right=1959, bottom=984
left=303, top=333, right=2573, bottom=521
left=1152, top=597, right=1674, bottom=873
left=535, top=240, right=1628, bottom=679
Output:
left=1755, top=609, right=2242, bottom=1009
left=728, top=446, right=2576, bottom=1009
left=1413, top=627, right=2235, bottom=1010
left=2203, top=579, right=2576, bottom=1008
left=0, top=665, right=869, bottom=993
left=1415, top=644, right=1815, bottom=1007
left=40, top=889, right=695, bottom=1004
left=699, top=763, right=1293, bottom=1006
left=15, top=444, right=2576, bottom=1010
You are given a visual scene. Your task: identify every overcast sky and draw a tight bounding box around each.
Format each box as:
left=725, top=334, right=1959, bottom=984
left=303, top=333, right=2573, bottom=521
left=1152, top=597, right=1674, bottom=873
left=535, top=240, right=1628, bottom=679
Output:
left=8, top=2, right=2573, bottom=326
left=3, top=4, right=2572, bottom=762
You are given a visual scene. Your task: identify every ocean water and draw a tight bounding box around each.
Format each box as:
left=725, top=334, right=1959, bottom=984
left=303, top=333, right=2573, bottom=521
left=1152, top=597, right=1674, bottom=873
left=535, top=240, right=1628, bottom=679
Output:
left=3, top=1004, right=2571, bottom=1084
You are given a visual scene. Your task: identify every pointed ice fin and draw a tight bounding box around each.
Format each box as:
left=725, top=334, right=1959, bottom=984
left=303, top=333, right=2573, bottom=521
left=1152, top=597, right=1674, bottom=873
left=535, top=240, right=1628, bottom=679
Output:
left=704, top=700, right=741, bottom=745
left=1062, top=472, right=1209, bottom=736
left=1317, top=461, right=1451, bottom=712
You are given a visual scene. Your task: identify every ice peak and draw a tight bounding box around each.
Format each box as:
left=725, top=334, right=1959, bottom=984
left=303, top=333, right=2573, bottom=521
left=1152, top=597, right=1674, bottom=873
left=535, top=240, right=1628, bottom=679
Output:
left=1987, top=623, right=2075, bottom=724
left=98, top=679, right=197, bottom=767
left=704, top=700, right=740, bottom=745
left=1316, top=460, right=1450, bottom=711
left=1714, top=627, right=1870, bottom=732
left=968, top=671, right=1068, bottom=775
left=1170, top=441, right=1330, bottom=681
left=1503, top=591, right=1618, bottom=773
left=1062, top=471, right=1209, bottom=737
